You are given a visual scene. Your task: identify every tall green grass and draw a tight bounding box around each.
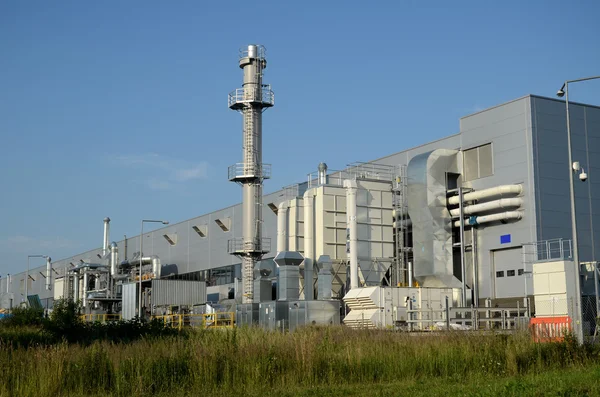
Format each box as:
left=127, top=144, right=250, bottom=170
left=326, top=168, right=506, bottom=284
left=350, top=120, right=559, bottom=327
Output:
left=0, top=327, right=596, bottom=397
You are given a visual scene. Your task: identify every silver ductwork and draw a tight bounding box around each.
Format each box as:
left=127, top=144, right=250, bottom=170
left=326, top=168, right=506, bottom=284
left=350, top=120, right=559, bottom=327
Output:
left=317, top=255, right=333, bottom=300
left=318, top=162, right=328, bottom=185
left=110, top=242, right=118, bottom=277
left=6, top=274, right=10, bottom=293
left=152, top=256, right=161, bottom=279
left=275, top=251, right=303, bottom=301
left=407, top=149, right=461, bottom=288
left=103, top=217, right=110, bottom=256
left=45, top=257, right=52, bottom=291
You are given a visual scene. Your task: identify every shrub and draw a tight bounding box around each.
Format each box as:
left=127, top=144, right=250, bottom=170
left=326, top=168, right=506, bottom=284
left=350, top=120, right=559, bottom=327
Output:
left=0, top=306, right=44, bottom=327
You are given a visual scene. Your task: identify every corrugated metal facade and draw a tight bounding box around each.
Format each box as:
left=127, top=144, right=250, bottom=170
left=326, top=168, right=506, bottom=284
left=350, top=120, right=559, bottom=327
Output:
left=151, top=280, right=207, bottom=306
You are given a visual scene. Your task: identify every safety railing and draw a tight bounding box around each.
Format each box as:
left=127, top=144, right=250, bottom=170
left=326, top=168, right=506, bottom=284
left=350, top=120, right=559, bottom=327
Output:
left=535, top=238, right=573, bottom=262
left=151, top=313, right=235, bottom=330
left=227, top=238, right=271, bottom=255
left=405, top=306, right=529, bottom=331
left=228, top=163, right=272, bottom=181
left=228, top=86, right=274, bottom=108
left=239, top=45, right=266, bottom=59
left=80, top=314, right=122, bottom=323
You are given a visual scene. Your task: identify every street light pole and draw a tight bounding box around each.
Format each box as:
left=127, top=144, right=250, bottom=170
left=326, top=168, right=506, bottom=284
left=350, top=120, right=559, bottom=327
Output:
left=26, top=255, right=47, bottom=306
left=557, top=75, right=600, bottom=342
left=139, top=219, right=169, bottom=319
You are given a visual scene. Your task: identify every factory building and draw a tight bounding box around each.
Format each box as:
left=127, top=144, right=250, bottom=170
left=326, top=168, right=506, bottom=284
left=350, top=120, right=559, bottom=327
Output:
left=1, top=47, right=598, bottom=330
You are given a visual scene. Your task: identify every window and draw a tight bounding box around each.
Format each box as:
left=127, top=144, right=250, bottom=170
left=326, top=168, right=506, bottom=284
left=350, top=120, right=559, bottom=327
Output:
left=163, top=234, right=177, bottom=246
left=215, top=218, right=231, bottom=232
left=518, top=269, right=524, bottom=276
left=507, top=270, right=515, bottom=277
left=463, top=143, right=493, bottom=181
left=496, top=271, right=504, bottom=278
left=192, top=225, right=208, bottom=238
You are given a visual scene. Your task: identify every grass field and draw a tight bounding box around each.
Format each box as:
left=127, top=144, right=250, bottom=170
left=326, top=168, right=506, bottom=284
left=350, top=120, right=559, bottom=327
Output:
left=1, top=325, right=599, bottom=397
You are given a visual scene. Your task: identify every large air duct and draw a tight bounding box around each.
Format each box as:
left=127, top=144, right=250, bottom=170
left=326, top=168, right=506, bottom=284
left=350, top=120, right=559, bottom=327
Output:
left=274, top=251, right=303, bottom=301
left=73, top=273, right=80, bottom=302
left=103, top=217, right=110, bottom=257
left=344, top=180, right=359, bottom=289
left=317, top=255, right=333, bottom=300
left=277, top=201, right=289, bottom=252
left=303, top=189, right=315, bottom=299
left=45, top=257, right=52, bottom=291
left=152, top=256, right=161, bottom=279
left=227, top=44, right=275, bottom=304
left=407, top=149, right=460, bottom=288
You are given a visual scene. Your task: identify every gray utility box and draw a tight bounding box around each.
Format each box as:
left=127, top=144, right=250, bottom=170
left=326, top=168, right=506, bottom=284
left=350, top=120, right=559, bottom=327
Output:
left=236, top=303, right=260, bottom=327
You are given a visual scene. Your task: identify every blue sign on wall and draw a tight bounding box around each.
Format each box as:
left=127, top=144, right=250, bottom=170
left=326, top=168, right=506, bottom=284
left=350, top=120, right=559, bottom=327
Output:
left=500, top=234, right=511, bottom=244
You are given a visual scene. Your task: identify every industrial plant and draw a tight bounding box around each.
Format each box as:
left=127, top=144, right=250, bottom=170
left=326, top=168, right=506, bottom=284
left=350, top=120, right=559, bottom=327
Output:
left=1, top=45, right=599, bottom=337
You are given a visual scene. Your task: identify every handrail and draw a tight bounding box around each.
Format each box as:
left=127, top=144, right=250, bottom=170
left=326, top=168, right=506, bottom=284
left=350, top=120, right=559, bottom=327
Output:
left=150, top=312, right=235, bottom=330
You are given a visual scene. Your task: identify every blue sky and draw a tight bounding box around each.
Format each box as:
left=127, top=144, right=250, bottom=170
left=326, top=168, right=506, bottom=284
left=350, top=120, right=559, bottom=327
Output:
left=1, top=0, right=599, bottom=275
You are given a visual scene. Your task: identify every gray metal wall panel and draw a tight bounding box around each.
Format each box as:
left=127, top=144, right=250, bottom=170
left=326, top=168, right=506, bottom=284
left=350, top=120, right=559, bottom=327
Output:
left=151, top=280, right=206, bottom=306
left=531, top=96, right=600, bottom=263
left=122, top=283, right=137, bottom=320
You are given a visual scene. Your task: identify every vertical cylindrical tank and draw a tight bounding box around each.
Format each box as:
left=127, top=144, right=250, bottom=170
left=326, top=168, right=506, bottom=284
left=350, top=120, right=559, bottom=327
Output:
left=152, top=256, right=161, bottom=279
left=103, top=217, right=110, bottom=257
left=344, top=180, right=359, bottom=289
left=45, top=257, right=52, bottom=291
left=303, top=189, right=315, bottom=300
left=82, top=271, right=88, bottom=307
left=318, top=162, right=328, bottom=185
left=6, top=274, right=10, bottom=293
left=277, top=201, right=289, bottom=252
left=408, top=261, right=413, bottom=288
left=73, top=273, right=80, bottom=302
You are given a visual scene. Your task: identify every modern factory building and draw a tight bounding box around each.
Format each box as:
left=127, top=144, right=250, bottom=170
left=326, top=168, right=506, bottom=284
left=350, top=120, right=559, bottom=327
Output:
left=1, top=94, right=599, bottom=311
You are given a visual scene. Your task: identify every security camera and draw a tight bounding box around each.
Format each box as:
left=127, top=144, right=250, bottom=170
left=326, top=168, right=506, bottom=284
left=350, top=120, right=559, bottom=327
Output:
left=579, top=170, right=588, bottom=182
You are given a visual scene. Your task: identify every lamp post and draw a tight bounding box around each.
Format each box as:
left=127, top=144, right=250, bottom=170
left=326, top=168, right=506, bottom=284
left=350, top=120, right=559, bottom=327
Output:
left=139, top=219, right=169, bottom=319
left=556, top=75, right=600, bottom=342
left=26, top=255, right=47, bottom=306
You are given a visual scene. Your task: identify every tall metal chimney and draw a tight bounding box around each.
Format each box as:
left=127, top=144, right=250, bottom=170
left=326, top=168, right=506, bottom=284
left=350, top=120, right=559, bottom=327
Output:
left=103, top=217, right=110, bottom=257
left=227, top=45, right=275, bottom=304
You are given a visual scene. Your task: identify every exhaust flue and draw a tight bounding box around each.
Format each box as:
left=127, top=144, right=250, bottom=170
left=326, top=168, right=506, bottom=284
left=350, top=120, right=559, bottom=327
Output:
left=227, top=45, right=275, bottom=303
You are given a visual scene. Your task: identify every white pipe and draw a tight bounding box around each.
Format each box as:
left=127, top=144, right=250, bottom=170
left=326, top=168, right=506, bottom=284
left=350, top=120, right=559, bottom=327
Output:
left=103, top=217, right=110, bottom=257
left=45, top=257, right=52, bottom=291
left=453, top=211, right=522, bottom=227
left=448, top=184, right=522, bottom=205
left=449, top=198, right=523, bottom=217
left=408, top=261, right=413, bottom=287
left=277, top=201, right=289, bottom=252
left=82, top=271, right=88, bottom=307
left=6, top=274, right=10, bottom=293
left=110, top=242, right=118, bottom=277
left=73, top=273, right=80, bottom=302
left=318, top=162, right=328, bottom=185
left=152, top=256, right=161, bottom=279
left=344, top=180, right=359, bottom=289
left=302, top=189, right=315, bottom=300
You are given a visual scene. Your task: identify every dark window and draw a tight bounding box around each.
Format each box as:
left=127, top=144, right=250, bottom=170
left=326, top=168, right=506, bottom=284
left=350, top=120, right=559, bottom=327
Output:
left=518, top=269, right=524, bottom=276
left=507, top=270, right=515, bottom=277
left=496, top=271, right=504, bottom=278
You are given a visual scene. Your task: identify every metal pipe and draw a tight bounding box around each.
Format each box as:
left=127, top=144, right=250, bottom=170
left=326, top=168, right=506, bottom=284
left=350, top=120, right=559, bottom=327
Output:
left=459, top=187, right=467, bottom=306
left=594, top=262, right=599, bottom=323
left=45, top=257, right=52, bottom=291
left=82, top=271, right=88, bottom=308
left=73, top=273, right=79, bottom=302
left=453, top=211, right=522, bottom=227
left=408, top=261, right=413, bottom=287
left=448, top=184, right=522, bottom=205
left=103, top=217, right=110, bottom=257
left=110, top=242, right=118, bottom=277
left=344, top=180, right=359, bottom=289
left=563, top=80, right=584, bottom=342
left=277, top=201, right=289, bottom=252
left=449, top=198, right=523, bottom=216
left=472, top=228, right=478, bottom=307
left=303, top=189, right=315, bottom=299
left=318, top=162, right=328, bottom=185
left=152, top=256, right=161, bottom=279
left=139, top=220, right=168, bottom=318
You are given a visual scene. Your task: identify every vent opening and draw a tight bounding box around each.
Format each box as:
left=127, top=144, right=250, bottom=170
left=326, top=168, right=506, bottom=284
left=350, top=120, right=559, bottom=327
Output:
left=163, top=234, right=177, bottom=246
left=214, top=218, right=231, bottom=232
left=192, top=225, right=208, bottom=238
left=267, top=203, right=278, bottom=214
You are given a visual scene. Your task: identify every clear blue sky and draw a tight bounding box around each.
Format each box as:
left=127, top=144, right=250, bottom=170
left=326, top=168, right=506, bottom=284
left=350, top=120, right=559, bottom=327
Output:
left=1, top=1, right=599, bottom=275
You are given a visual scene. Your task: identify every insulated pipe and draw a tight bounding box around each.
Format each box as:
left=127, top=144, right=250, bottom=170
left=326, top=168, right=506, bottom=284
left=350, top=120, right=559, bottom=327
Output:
left=344, top=180, right=359, bottom=289
left=73, top=273, right=80, bottom=302
left=472, top=228, right=478, bottom=307
left=318, top=162, right=328, bottom=185
left=408, top=261, right=413, bottom=287
left=449, top=198, right=523, bottom=217
left=6, top=274, right=10, bottom=293
left=82, top=271, right=88, bottom=307
left=152, top=256, right=161, bottom=279
left=448, top=185, right=522, bottom=205
left=453, top=211, right=522, bottom=227
left=110, top=242, right=118, bottom=277
left=45, top=257, right=52, bottom=291
left=302, top=189, right=315, bottom=300
left=103, top=217, right=110, bottom=257
left=459, top=188, right=467, bottom=307
left=277, top=201, right=289, bottom=252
